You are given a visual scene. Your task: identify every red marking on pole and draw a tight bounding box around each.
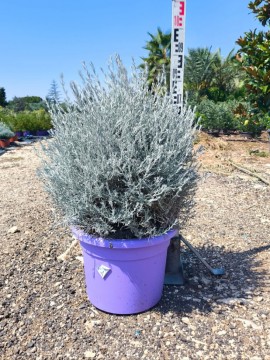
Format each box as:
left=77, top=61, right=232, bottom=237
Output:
left=174, top=16, right=183, bottom=27
left=179, top=1, right=185, bottom=15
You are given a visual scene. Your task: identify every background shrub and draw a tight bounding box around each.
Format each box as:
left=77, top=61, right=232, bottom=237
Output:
left=196, top=99, right=236, bottom=132
left=233, top=101, right=267, bottom=136
left=0, top=122, right=14, bottom=139
left=0, top=108, right=52, bottom=132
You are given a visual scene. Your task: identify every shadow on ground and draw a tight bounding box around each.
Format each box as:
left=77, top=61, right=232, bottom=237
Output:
left=158, top=243, right=270, bottom=314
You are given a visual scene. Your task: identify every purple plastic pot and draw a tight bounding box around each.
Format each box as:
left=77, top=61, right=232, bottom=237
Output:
left=15, top=131, right=23, bottom=137
left=71, top=227, right=178, bottom=314
left=36, top=130, right=49, bottom=136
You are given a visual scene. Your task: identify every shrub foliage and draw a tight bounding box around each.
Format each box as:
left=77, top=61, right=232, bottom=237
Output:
left=0, top=122, right=14, bottom=139
left=39, top=56, right=198, bottom=239
left=236, top=0, right=270, bottom=127
left=0, top=108, right=52, bottom=132
left=196, top=99, right=237, bottom=132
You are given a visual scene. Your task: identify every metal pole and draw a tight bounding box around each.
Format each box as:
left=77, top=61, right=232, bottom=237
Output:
left=164, top=1, right=187, bottom=286
left=170, top=0, right=186, bottom=113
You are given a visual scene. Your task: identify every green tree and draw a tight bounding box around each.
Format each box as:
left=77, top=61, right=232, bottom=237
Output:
left=184, top=48, right=243, bottom=103
left=46, top=80, right=61, bottom=104
left=140, top=27, right=171, bottom=91
left=184, top=47, right=218, bottom=102
left=0, top=87, right=7, bottom=107
left=236, top=0, right=270, bottom=119
left=8, top=96, right=45, bottom=112
left=207, top=49, right=246, bottom=102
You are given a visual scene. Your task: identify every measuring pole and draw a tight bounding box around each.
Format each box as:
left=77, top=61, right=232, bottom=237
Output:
left=165, top=0, right=187, bottom=286
left=170, top=0, right=186, bottom=112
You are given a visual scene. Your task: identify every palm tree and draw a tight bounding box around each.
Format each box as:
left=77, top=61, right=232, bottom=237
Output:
left=184, top=47, right=218, bottom=101
left=210, top=49, right=243, bottom=102
left=184, top=47, right=243, bottom=103
left=140, top=27, right=171, bottom=91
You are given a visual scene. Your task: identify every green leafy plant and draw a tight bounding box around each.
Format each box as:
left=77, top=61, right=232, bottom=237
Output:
left=0, top=108, right=52, bottom=132
left=249, top=149, right=269, bottom=157
left=236, top=0, right=270, bottom=125
left=196, top=99, right=237, bottom=132
left=140, top=27, right=171, bottom=92
left=39, top=56, right=198, bottom=239
left=233, top=102, right=266, bottom=136
left=7, top=96, right=46, bottom=112
left=0, top=122, right=14, bottom=139
left=184, top=48, right=243, bottom=104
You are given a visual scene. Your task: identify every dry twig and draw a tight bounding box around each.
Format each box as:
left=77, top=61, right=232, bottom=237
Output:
left=57, top=238, right=78, bottom=262
left=229, top=160, right=270, bottom=186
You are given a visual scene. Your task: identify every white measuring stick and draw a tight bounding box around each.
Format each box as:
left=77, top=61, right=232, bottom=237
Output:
left=170, top=0, right=186, bottom=112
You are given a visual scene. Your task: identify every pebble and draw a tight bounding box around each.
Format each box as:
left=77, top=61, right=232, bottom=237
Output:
left=181, top=317, right=190, bottom=325
left=84, top=350, right=96, bottom=358
left=7, top=226, right=20, bottom=234
left=201, top=276, right=211, bottom=286
left=255, top=296, right=263, bottom=302
left=217, top=330, right=227, bottom=336
left=91, top=320, right=102, bottom=326
left=216, top=297, right=248, bottom=305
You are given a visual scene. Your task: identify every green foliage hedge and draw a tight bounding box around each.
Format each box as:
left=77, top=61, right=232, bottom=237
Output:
left=196, top=98, right=269, bottom=135
left=196, top=99, right=237, bottom=132
left=0, top=108, right=52, bottom=132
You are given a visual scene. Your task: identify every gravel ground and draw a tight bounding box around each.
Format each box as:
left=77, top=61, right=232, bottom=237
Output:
left=0, top=136, right=270, bottom=360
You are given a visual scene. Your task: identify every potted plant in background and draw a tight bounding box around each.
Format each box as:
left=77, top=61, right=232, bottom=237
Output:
left=0, top=122, right=16, bottom=148
left=39, top=56, right=198, bottom=314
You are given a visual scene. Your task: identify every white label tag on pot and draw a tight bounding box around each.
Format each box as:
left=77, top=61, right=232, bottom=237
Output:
left=97, top=265, right=111, bottom=279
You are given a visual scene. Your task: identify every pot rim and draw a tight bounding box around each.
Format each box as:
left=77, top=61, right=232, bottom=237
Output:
left=71, top=226, right=178, bottom=249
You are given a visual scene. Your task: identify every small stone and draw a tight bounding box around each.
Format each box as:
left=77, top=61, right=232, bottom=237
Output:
left=84, top=351, right=96, bottom=358
left=27, top=341, right=35, bottom=348
left=255, top=296, right=263, bottom=302
left=217, top=330, right=227, bottom=336
left=216, top=297, right=248, bottom=305
left=201, top=276, right=211, bottom=286
left=75, top=256, right=84, bottom=263
left=237, top=318, right=262, bottom=330
left=134, top=329, right=141, bottom=337
left=8, top=226, right=20, bottom=234
left=181, top=317, right=190, bottom=325
left=85, top=321, right=93, bottom=331
left=91, top=320, right=102, bottom=326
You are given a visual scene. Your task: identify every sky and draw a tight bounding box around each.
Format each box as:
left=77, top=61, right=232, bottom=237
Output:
left=0, top=0, right=263, bottom=101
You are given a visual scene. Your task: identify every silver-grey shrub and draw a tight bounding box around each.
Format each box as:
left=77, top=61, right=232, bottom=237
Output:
left=0, top=122, right=15, bottom=139
left=39, top=56, right=198, bottom=239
